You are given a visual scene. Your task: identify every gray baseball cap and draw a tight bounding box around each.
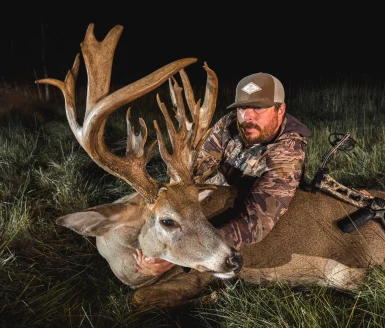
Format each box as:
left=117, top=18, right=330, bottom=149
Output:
left=227, top=72, right=285, bottom=109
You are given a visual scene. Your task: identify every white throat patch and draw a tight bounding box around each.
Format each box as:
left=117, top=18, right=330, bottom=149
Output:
left=242, top=82, right=261, bottom=95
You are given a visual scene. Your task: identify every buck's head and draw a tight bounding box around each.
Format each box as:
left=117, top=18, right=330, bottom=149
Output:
left=37, top=23, right=243, bottom=280
left=140, top=183, right=242, bottom=277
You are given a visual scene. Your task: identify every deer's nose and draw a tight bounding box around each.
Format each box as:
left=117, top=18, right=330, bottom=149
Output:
left=226, top=249, right=243, bottom=274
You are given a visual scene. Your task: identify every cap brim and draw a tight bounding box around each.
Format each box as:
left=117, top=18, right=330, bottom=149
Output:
left=227, top=100, right=276, bottom=109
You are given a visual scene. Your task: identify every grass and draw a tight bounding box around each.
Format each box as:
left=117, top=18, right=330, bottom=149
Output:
left=0, top=74, right=385, bottom=327
left=195, top=267, right=385, bottom=328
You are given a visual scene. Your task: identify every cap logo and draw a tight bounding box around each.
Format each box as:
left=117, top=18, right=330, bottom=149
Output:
left=241, top=82, right=261, bottom=95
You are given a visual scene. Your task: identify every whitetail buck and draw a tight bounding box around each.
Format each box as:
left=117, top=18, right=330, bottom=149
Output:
left=37, top=24, right=385, bottom=311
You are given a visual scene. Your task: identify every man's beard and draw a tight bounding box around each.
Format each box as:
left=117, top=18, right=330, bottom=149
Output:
left=239, top=115, right=279, bottom=145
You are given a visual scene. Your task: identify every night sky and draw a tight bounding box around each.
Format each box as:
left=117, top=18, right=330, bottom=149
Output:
left=1, top=7, right=384, bottom=89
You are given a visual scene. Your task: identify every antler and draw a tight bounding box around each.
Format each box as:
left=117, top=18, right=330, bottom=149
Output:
left=154, top=62, right=218, bottom=183
left=36, top=23, right=197, bottom=203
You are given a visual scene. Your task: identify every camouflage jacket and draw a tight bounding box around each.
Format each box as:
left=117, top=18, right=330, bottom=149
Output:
left=193, top=110, right=312, bottom=249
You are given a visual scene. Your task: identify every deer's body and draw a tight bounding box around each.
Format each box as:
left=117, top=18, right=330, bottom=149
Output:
left=129, top=187, right=385, bottom=309
left=37, top=24, right=385, bottom=311
left=239, top=188, right=385, bottom=287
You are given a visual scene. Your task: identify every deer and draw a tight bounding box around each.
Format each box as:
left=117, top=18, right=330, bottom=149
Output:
left=36, top=24, right=385, bottom=311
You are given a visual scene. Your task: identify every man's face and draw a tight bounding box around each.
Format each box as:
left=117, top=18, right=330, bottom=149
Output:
left=237, top=104, right=285, bottom=145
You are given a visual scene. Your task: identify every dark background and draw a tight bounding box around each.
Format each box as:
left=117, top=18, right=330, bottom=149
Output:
left=1, top=7, right=384, bottom=89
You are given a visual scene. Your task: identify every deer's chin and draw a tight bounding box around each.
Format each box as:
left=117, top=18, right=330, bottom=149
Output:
left=195, top=265, right=238, bottom=279
left=213, top=272, right=236, bottom=279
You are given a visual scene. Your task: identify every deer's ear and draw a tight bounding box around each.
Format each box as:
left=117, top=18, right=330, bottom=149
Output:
left=197, top=185, right=238, bottom=219
left=198, top=188, right=215, bottom=202
left=56, top=198, right=146, bottom=237
left=56, top=209, right=113, bottom=236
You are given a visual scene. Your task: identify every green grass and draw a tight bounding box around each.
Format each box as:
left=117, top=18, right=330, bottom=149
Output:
left=1, top=74, right=385, bottom=327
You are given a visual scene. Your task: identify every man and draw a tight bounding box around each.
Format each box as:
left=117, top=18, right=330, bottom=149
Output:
left=134, top=72, right=312, bottom=276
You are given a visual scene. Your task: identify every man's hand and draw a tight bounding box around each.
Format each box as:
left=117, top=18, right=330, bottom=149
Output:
left=133, top=249, right=175, bottom=276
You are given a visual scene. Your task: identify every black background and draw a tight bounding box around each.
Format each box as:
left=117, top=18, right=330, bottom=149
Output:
left=1, top=6, right=384, bottom=88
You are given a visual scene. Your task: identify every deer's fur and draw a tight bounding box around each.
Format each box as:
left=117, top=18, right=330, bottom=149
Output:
left=37, top=24, right=385, bottom=311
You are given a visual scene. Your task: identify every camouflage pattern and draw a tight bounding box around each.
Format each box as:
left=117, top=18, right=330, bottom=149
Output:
left=193, top=110, right=312, bottom=249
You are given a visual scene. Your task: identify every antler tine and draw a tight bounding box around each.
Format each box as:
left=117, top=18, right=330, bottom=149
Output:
left=81, top=23, right=122, bottom=115
left=36, top=54, right=81, bottom=140
left=180, top=62, right=218, bottom=151
left=36, top=23, right=197, bottom=203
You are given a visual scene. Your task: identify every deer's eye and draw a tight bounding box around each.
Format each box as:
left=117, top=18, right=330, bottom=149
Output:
left=160, top=219, right=178, bottom=228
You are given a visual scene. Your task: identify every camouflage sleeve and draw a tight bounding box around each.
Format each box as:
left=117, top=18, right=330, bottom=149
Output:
left=219, top=137, right=307, bottom=249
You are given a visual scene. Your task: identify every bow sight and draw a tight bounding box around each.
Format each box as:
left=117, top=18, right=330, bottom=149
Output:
left=310, top=132, right=385, bottom=233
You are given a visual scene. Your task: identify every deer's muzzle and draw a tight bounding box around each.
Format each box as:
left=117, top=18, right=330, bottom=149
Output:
left=227, top=249, right=243, bottom=274
left=196, top=249, right=243, bottom=276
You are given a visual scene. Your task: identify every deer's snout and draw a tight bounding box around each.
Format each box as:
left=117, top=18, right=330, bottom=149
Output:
left=226, top=249, right=243, bottom=274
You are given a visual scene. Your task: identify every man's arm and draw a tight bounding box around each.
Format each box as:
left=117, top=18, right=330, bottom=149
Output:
left=217, top=137, right=307, bottom=249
